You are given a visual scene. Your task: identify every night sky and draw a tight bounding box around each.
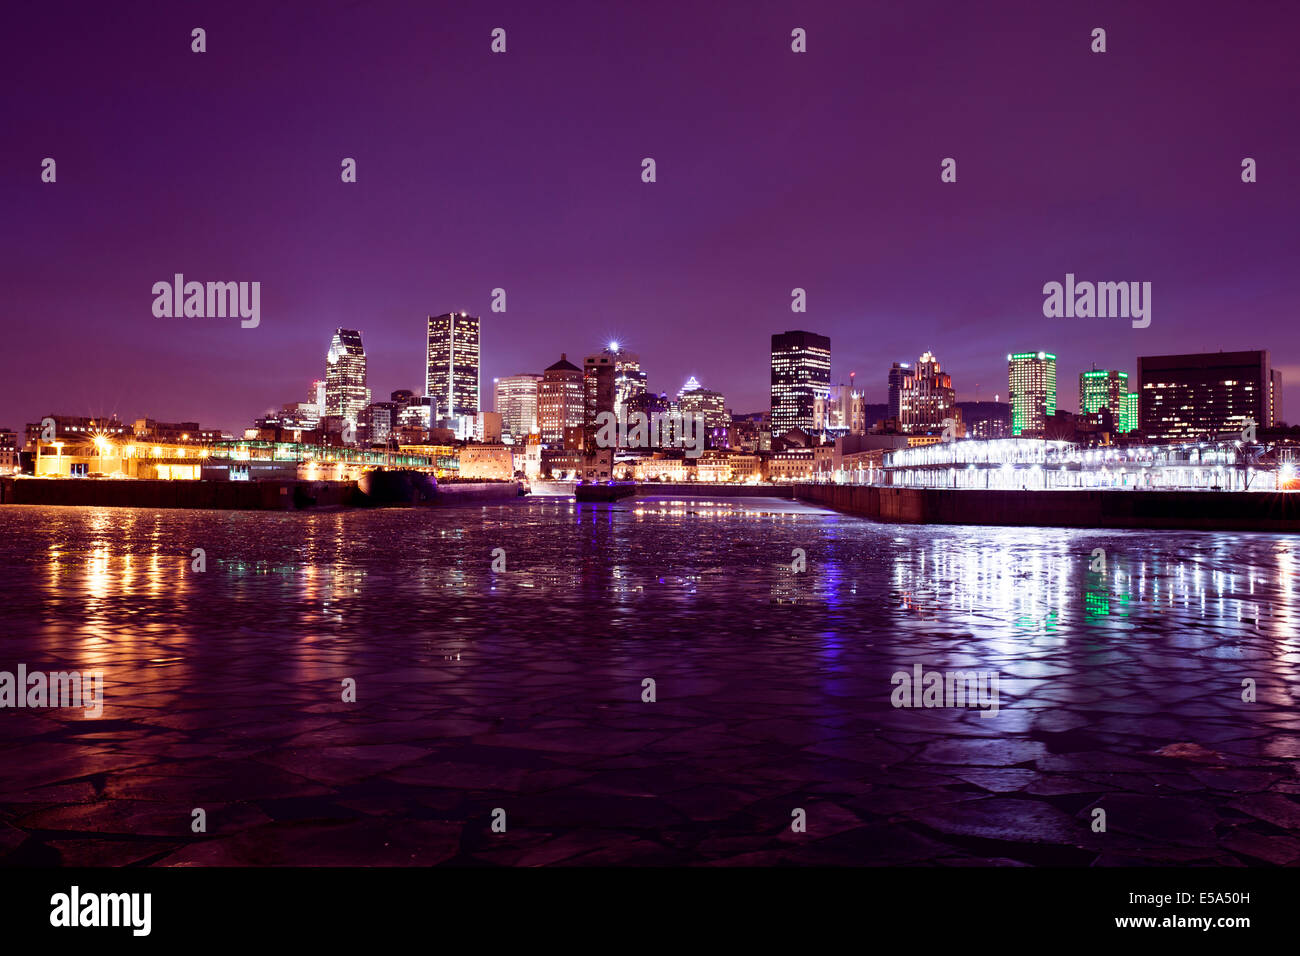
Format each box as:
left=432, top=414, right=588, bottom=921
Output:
left=3, top=0, right=1298, bottom=432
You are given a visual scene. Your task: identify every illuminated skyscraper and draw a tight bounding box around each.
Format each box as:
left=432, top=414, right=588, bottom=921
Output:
left=1008, top=351, right=1057, bottom=437
left=679, top=384, right=728, bottom=428
left=325, top=329, right=369, bottom=424
left=1137, top=350, right=1282, bottom=441
left=425, top=312, right=481, bottom=424
left=898, top=351, right=957, bottom=434
left=494, top=374, right=541, bottom=441
left=604, top=342, right=646, bottom=418
left=1079, top=368, right=1132, bottom=432
left=537, top=354, right=584, bottom=444
left=770, top=330, right=831, bottom=437
left=887, top=362, right=911, bottom=421
left=1122, top=392, right=1139, bottom=434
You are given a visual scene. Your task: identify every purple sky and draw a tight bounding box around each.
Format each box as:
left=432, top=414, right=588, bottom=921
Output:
left=3, top=0, right=1298, bottom=432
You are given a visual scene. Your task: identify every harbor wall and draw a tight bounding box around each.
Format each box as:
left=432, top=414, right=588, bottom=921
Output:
left=0, top=477, right=357, bottom=510
left=634, top=483, right=795, bottom=499
left=792, top=484, right=1300, bottom=532
left=527, top=481, right=795, bottom=499
left=434, top=481, right=522, bottom=503
left=0, top=477, right=522, bottom=511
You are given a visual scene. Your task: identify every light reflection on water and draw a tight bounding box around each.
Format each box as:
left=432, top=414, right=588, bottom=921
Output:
left=1, top=498, right=1297, bottom=725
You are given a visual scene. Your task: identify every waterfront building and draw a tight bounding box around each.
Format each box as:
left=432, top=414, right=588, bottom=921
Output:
left=426, top=312, right=481, bottom=425
left=882, top=438, right=1287, bottom=492
left=325, top=329, right=369, bottom=425
left=0, top=429, right=21, bottom=475
left=1138, top=350, right=1283, bottom=441
left=23, top=415, right=129, bottom=450
left=767, top=448, right=816, bottom=481
left=1008, top=351, right=1057, bottom=437
left=771, top=330, right=831, bottom=437
left=458, top=443, right=514, bottom=480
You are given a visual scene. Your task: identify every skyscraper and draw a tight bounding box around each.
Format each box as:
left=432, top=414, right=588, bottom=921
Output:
left=1079, top=368, right=1131, bottom=432
left=898, top=351, right=957, bottom=434
left=1008, top=351, right=1057, bottom=437
left=494, top=374, right=541, bottom=441
left=1137, top=350, right=1283, bottom=442
left=325, top=329, right=369, bottom=425
left=604, top=342, right=646, bottom=418
left=887, top=362, right=911, bottom=422
left=583, top=352, right=617, bottom=432
left=1122, top=392, right=1139, bottom=434
left=771, top=330, right=831, bottom=437
left=425, top=312, right=481, bottom=425
left=583, top=353, right=617, bottom=474
left=678, top=384, right=728, bottom=428
left=538, top=354, right=584, bottom=444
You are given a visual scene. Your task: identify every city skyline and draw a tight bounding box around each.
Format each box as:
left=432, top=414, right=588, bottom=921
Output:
left=3, top=307, right=1291, bottom=441
left=3, top=2, right=1298, bottom=432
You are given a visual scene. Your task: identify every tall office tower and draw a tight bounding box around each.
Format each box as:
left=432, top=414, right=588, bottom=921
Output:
left=1079, top=368, right=1131, bottom=431
left=309, top=380, right=327, bottom=414
left=898, top=351, right=957, bottom=434
left=678, top=384, right=728, bottom=429
left=538, top=354, right=585, bottom=443
left=325, top=329, right=369, bottom=424
left=425, top=312, right=481, bottom=424
left=887, top=362, right=911, bottom=421
left=1122, top=392, right=1139, bottom=434
left=494, top=374, right=542, bottom=441
left=1138, top=350, right=1282, bottom=441
left=627, top=392, right=673, bottom=449
left=584, top=353, right=617, bottom=424
left=770, top=330, right=831, bottom=437
left=1008, top=351, right=1057, bottom=437
left=583, top=353, right=617, bottom=471
left=603, top=342, right=647, bottom=418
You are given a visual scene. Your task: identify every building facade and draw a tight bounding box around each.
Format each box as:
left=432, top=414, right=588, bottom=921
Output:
left=426, top=312, right=481, bottom=425
left=771, top=330, right=831, bottom=437
left=1079, top=368, right=1133, bottom=433
left=1138, top=350, right=1283, bottom=442
left=538, top=354, right=584, bottom=444
left=898, top=351, right=957, bottom=434
left=325, top=329, right=369, bottom=425
left=494, top=374, right=541, bottom=441
left=1008, top=351, right=1057, bottom=437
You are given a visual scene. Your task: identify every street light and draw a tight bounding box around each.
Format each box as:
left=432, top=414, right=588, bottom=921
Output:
left=93, top=435, right=111, bottom=475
